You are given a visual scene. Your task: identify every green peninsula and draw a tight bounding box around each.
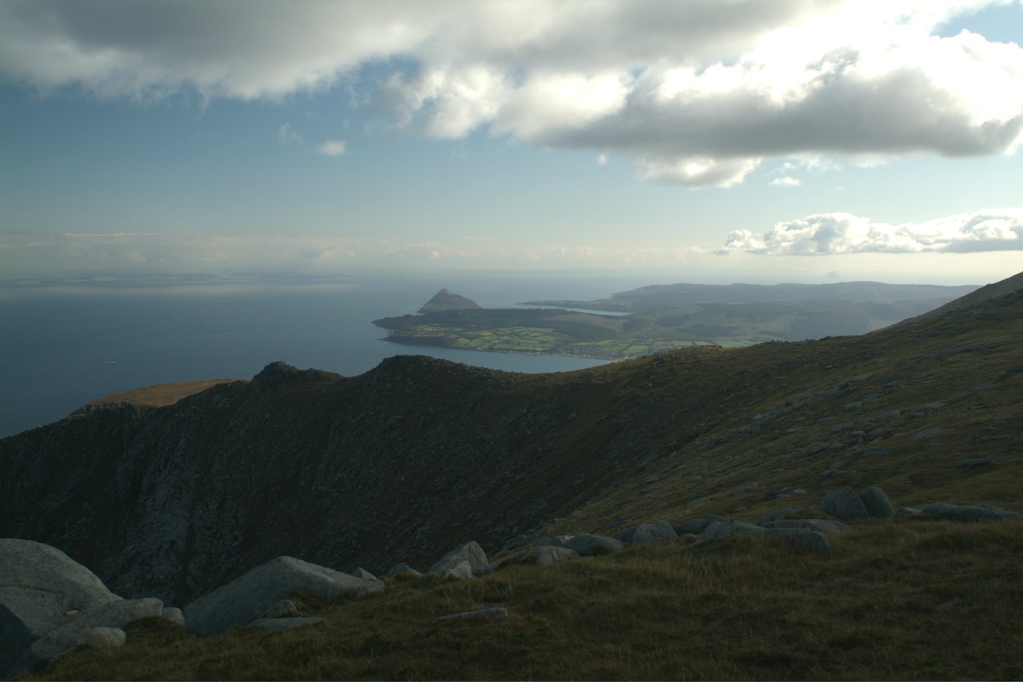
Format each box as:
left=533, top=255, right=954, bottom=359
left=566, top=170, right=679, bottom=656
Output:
left=372, top=282, right=978, bottom=361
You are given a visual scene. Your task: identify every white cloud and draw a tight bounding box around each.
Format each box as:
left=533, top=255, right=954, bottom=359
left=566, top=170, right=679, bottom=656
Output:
left=4, top=229, right=1023, bottom=281
left=316, top=140, right=348, bottom=157
left=722, top=208, right=1023, bottom=254
left=770, top=176, right=801, bottom=187
left=2, top=0, right=1022, bottom=186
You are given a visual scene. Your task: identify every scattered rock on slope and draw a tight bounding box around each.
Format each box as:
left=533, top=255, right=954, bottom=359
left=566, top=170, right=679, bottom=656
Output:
left=694, top=522, right=831, bottom=552
left=428, top=541, right=489, bottom=578
left=859, top=486, right=895, bottom=518
left=183, top=556, right=383, bottom=636
left=631, top=521, right=679, bottom=546
left=919, top=503, right=1023, bottom=522
left=823, top=487, right=870, bottom=521
left=564, top=534, right=625, bottom=556
left=27, top=598, right=164, bottom=673
left=0, top=539, right=166, bottom=679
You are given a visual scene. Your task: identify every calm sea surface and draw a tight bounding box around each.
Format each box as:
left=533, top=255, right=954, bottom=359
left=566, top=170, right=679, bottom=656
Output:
left=0, top=272, right=679, bottom=437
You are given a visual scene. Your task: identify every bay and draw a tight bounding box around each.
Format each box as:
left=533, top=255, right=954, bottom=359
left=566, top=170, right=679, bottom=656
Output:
left=0, top=271, right=679, bottom=437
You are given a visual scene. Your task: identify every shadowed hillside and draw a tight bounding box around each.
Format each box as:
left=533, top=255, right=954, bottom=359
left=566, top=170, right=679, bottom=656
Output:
left=3, top=272, right=1021, bottom=620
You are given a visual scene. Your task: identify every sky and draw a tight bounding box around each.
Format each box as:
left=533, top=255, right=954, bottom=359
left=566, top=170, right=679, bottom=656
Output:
left=1, top=0, right=1022, bottom=285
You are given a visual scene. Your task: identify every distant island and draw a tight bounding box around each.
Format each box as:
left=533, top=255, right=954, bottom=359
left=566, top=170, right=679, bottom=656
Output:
left=372, top=281, right=978, bottom=361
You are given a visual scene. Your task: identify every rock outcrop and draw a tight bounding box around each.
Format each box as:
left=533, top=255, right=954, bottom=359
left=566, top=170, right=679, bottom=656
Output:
left=26, top=598, right=164, bottom=672
left=823, top=487, right=870, bottom=521
left=384, top=563, right=422, bottom=579
left=0, top=539, right=165, bottom=679
left=693, top=521, right=831, bottom=552
left=919, top=503, right=1023, bottom=522
left=563, top=534, right=625, bottom=556
left=858, top=487, right=895, bottom=519
left=182, top=556, right=383, bottom=636
left=520, top=546, right=579, bottom=566
left=428, top=542, right=488, bottom=578
left=1, top=539, right=119, bottom=673
left=631, top=521, right=679, bottom=546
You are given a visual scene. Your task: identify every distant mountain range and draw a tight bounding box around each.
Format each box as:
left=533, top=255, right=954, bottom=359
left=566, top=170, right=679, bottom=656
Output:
left=527, top=280, right=979, bottom=311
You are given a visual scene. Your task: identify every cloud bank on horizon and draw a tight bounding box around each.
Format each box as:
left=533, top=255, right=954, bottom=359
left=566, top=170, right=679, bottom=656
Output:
left=2, top=0, right=1022, bottom=189
left=723, top=208, right=1023, bottom=255
left=4, top=207, right=1021, bottom=281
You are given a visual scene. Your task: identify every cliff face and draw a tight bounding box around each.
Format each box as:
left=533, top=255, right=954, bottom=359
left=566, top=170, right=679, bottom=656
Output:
left=0, top=354, right=700, bottom=605
left=3, top=275, right=1022, bottom=609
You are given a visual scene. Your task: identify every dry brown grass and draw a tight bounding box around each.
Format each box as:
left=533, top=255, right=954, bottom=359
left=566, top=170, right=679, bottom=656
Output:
left=85, top=379, right=244, bottom=409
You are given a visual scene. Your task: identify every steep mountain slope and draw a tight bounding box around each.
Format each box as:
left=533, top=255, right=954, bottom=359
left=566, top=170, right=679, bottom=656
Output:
left=417, top=288, right=482, bottom=312
left=901, top=268, right=1023, bottom=322
left=2, top=273, right=1021, bottom=613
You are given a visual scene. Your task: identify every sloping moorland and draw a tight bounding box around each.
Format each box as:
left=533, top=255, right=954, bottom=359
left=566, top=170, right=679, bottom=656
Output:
left=2, top=272, right=1022, bottom=680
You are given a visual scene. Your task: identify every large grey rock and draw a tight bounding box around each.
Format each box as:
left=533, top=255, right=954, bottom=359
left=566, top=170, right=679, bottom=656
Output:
left=672, top=519, right=707, bottom=535
left=756, top=508, right=795, bottom=526
left=859, top=487, right=895, bottom=518
left=429, top=542, right=488, bottom=575
left=384, top=563, right=422, bottom=579
left=441, top=560, right=475, bottom=580
left=823, top=487, right=870, bottom=521
left=539, top=535, right=575, bottom=548
left=632, top=521, right=678, bottom=546
left=1, top=539, right=122, bottom=679
left=24, top=598, right=164, bottom=674
left=183, top=556, right=383, bottom=636
left=262, top=599, right=298, bottom=619
left=83, top=627, right=126, bottom=649
left=673, top=513, right=726, bottom=536
left=613, top=526, right=639, bottom=544
left=350, top=568, right=380, bottom=582
left=524, top=546, right=579, bottom=567
left=761, top=519, right=852, bottom=534
left=694, top=522, right=830, bottom=551
left=693, top=521, right=762, bottom=545
left=563, top=533, right=625, bottom=556
left=920, top=503, right=1023, bottom=522
left=160, top=607, right=185, bottom=626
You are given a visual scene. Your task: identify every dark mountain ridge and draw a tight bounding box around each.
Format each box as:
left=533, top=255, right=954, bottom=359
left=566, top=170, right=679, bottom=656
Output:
left=2, top=272, right=1021, bottom=612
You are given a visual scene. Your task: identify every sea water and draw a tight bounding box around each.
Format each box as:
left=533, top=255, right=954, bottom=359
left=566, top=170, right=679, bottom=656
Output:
left=0, top=271, right=679, bottom=437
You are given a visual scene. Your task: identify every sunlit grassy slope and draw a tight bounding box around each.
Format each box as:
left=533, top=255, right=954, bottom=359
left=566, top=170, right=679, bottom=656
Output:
left=81, top=378, right=243, bottom=410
